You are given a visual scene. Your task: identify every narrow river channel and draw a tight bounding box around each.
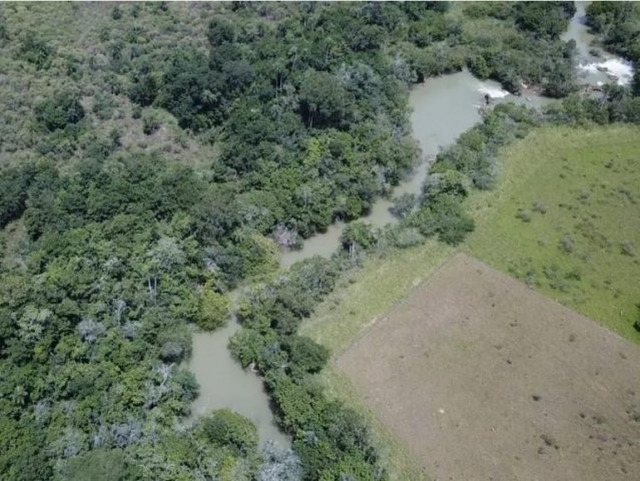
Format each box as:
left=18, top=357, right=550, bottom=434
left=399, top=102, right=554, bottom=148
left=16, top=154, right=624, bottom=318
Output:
left=188, top=2, right=633, bottom=447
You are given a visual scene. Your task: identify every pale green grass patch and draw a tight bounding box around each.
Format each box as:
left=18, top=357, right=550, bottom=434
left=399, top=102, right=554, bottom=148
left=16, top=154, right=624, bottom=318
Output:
left=466, top=125, right=640, bottom=342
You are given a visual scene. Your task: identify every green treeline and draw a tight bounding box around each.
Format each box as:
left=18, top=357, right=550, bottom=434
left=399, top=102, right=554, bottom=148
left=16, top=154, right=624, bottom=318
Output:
left=0, top=1, right=629, bottom=480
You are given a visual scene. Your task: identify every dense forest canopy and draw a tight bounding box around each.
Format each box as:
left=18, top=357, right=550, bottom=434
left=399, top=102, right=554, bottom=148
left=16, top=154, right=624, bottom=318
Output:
left=0, top=2, right=637, bottom=480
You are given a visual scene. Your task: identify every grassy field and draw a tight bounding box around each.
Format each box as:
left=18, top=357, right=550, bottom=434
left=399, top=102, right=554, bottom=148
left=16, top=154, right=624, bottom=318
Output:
left=466, top=125, right=640, bottom=342
left=301, top=124, right=640, bottom=479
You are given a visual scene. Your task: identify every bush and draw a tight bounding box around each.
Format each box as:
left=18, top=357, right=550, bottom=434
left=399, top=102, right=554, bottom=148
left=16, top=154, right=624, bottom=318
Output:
left=35, top=91, right=85, bottom=131
left=202, top=409, right=258, bottom=455
left=389, top=193, right=416, bottom=219
left=388, top=226, right=425, bottom=248
left=93, top=92, right=116, bottom=121
left=142, top=110, right=160, bottom=135
left=19, top=32, right=53, bottom=69
left=516, top=208, right=532, bottom=222
left=341, top=221, right=377, bottom=252
left=559, top=235, right=575, bottom=254
left=413, top=194, right=475, bottom=245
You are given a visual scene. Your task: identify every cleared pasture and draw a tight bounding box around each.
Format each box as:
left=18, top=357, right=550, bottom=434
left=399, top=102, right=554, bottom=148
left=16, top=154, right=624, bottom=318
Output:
left=467, top=125, right=640, bottom=342
left=339, top=253, right=640, bottom=481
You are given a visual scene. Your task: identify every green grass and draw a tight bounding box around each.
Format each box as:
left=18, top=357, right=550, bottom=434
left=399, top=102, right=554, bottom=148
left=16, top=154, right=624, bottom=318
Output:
left=466, top=125, right=640, bottom=342
left=301, top=124, right=640, bottom=479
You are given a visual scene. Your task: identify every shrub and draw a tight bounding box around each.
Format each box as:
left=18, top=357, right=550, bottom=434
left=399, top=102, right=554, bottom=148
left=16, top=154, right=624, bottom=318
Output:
left=516, top=208, right=532, bottom=222
left=532, top=201, right=547, bottom=214
left=93, top=92, right=116, bottom=120
left=0, top=165, right=31, bottom=228
left=61, top=449, right=142, bottom=481
left=559, top=235, right=575, bottom=254
left=142, top=111, right=160, bottom=135
left=388, top=226, right=425, bottom=248
left=621, top=241, right=635, bottom=257
left=389, top=193, right=416, bottom=219
left=341, top=221, right=377, bottom=252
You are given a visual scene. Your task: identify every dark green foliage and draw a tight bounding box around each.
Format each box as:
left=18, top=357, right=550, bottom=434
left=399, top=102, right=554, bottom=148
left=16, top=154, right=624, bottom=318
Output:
left=586, top=2, right=640, bottom=63
left=18, top=32, right=53, bottom=69
left=298, top=70, right=353, bottom=129
left=411, top=194, right=475, bottom=246
left=463, top=2, right=576, bottom=97
left=284, top=335, right=330, bottom=377
left=543, top=87, right=640, bottom=125
left=157, top=49, right=217, bottom=130
left=514, top=2, right=575, bottom=38
left=202, top=409, right=258, bottom=455
left=0, top=165, right=32, bottom=228
left=60, top=449, right=141, bottom=481
left=0, top=18, right=10, bottom=43
left=129, top=66, right=159, bottom=107
left=35, top=91, right=85, bottom=131
left=141, top=111, right=160, bottom=135
left=341, top=221, right=377, bottom=252
left=207, top=18, right=235, bottom=47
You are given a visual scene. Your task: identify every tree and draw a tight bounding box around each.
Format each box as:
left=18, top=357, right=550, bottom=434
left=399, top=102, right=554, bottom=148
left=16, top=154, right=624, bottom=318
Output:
left=35, top=91, right=85, bottom=131
left=284, top=335, right=329, bottom=376
left=207, top=18, right=235, bottom=47
left=201, top=409, right=258, bottom=455
left=198, top=283, right=230, bottom=331
left=514, top=2, right=573, bottom=38
left=0, top=165, right=31, bottom=228
left=298, top=70, right=353, bottom=128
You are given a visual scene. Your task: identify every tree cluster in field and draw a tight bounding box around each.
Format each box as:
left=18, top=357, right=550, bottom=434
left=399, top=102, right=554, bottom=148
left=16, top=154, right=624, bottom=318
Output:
left=0, top=1, right=631, bottom=480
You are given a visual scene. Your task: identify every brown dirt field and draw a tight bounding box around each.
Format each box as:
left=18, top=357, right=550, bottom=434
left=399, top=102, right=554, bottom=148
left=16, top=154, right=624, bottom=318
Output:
left=338, top=253, right=640, bottom=481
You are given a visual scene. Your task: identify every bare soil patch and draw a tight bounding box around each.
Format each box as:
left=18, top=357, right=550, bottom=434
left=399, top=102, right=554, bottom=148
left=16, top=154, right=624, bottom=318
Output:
left=338, top=253, right=640, bottom=481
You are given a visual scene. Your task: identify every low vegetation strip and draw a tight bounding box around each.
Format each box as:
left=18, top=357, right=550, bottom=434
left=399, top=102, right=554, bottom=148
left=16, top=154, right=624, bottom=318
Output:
left=339, top=253, right=640, bottom=481
left=467, top=125, right=640, bottom=342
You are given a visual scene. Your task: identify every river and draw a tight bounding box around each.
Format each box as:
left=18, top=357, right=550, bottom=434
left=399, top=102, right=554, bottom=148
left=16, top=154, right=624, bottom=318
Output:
left=188, top=3, right=632, bottom=447
left=563, top=1, right=634, bottom=86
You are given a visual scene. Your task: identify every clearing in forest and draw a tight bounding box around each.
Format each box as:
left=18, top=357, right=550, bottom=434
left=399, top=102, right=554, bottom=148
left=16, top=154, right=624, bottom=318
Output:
left=339, top=253, right=640, bottom=481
